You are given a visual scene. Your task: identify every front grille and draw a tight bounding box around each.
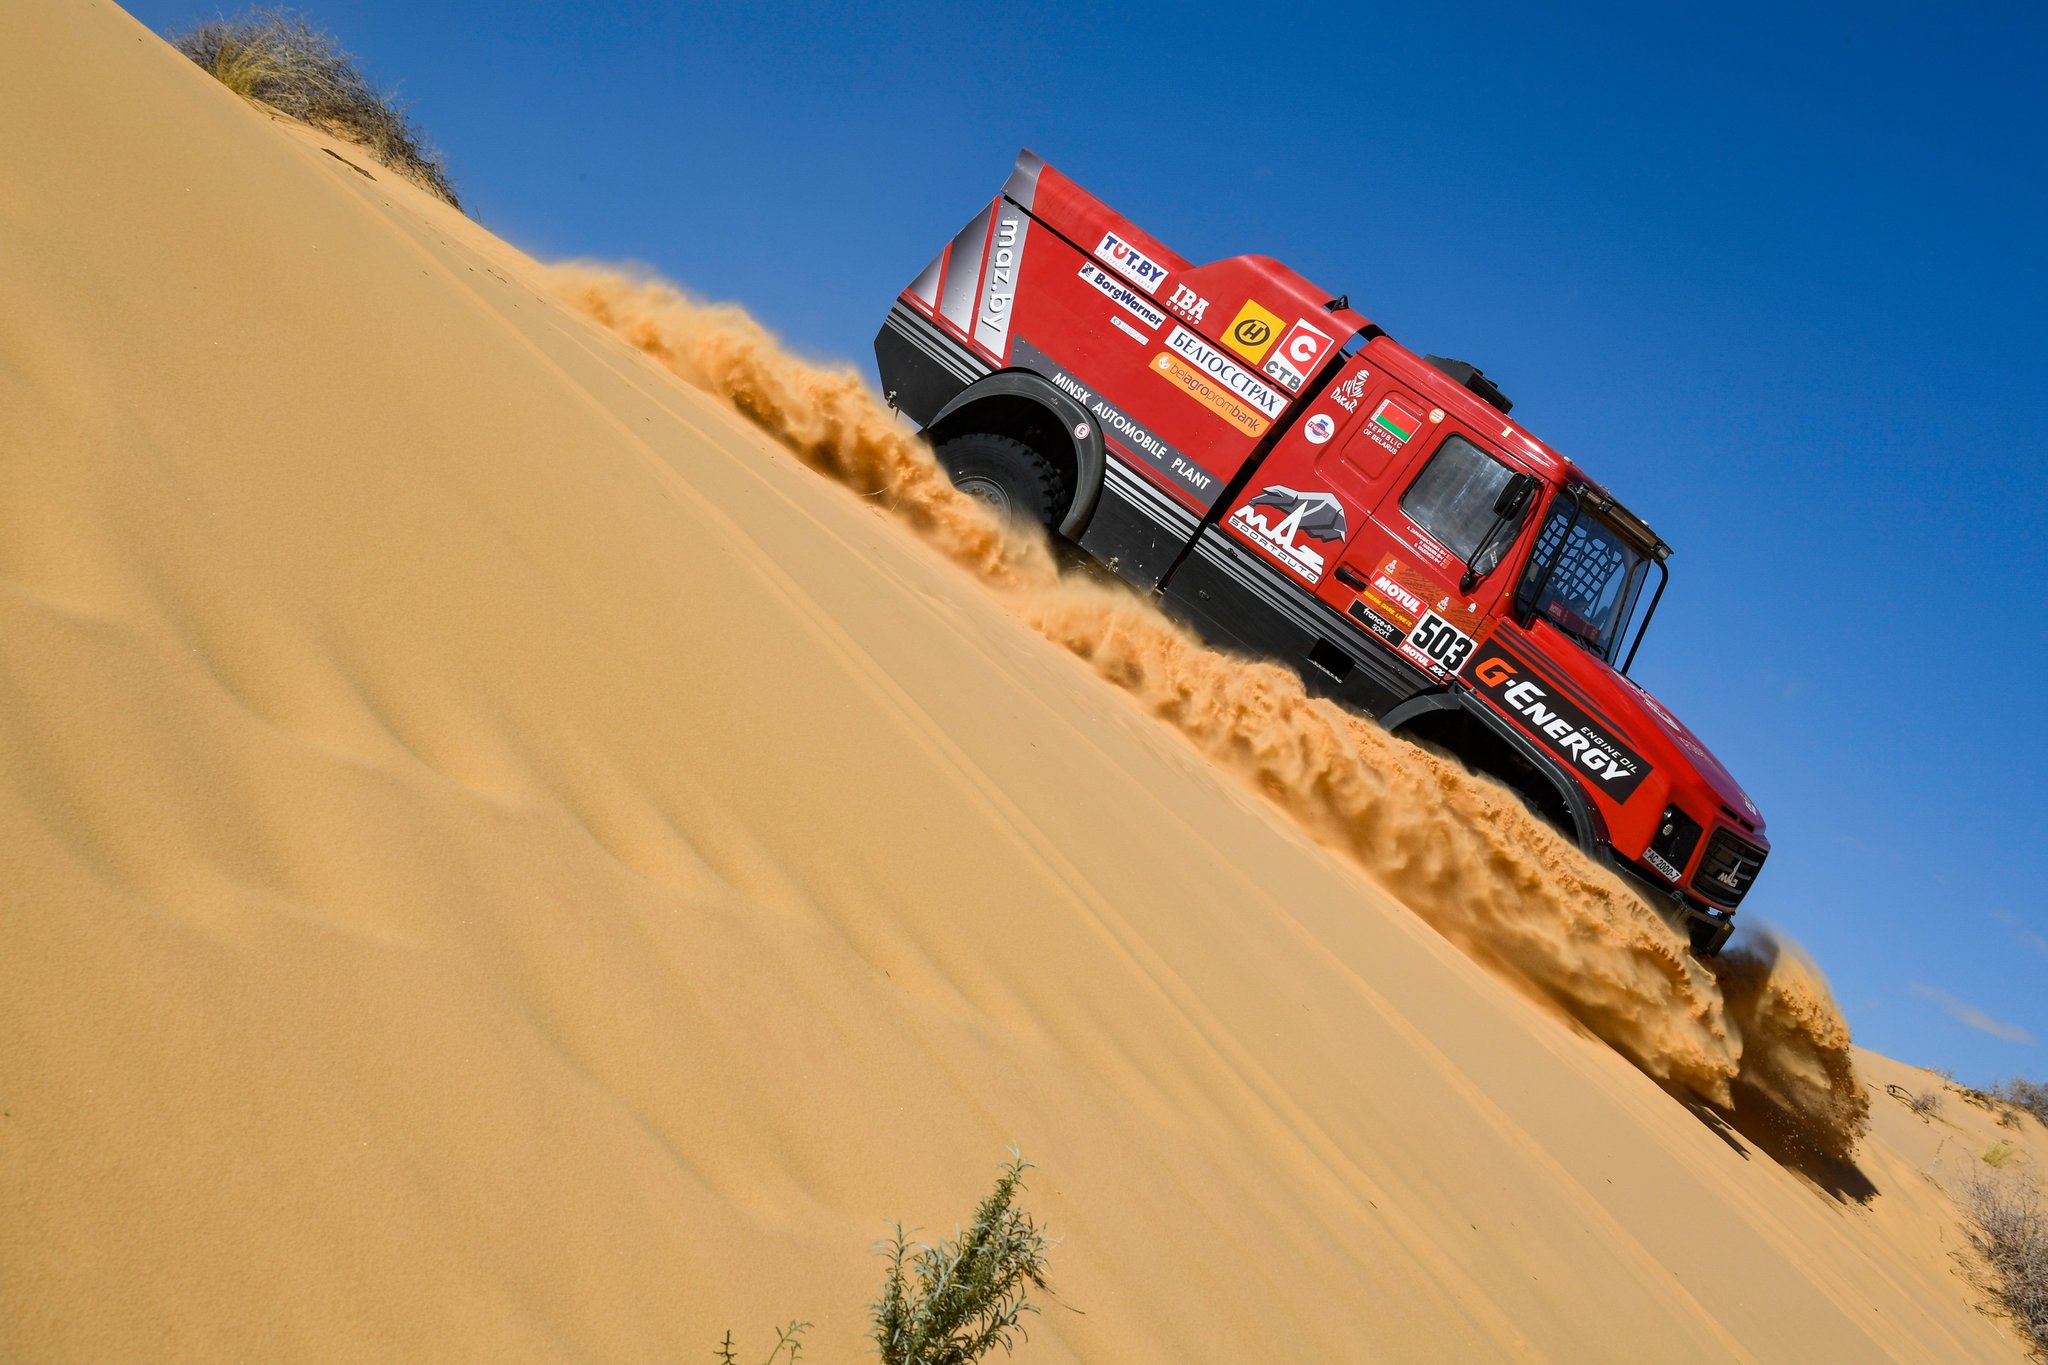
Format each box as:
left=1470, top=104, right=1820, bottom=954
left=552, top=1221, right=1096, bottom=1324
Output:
left=1693, top=828, right=1767, bottom=908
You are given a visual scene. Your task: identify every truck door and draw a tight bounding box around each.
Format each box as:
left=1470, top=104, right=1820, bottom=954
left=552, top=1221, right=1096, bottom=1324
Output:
left=1329, top=406, right=1542, bottom=689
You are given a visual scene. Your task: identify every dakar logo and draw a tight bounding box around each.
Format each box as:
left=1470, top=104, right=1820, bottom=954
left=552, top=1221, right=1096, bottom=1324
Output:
left=1327, top=369, right=1370, bottom=412
left=1228, top=485, right=1348, bottom=584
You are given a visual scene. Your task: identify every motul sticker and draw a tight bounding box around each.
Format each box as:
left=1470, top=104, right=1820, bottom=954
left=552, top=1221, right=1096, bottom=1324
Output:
left=1224, top=299, right=1284, bottom=364
left=1367, top=573, right=1423, bottom=627
left=1077, top=263, right=1167, bottom=331
left=1370, top=396, right=1422, bottom=452
left=1094, top=231, right=1169, bottom=295
left=1228, top=486, right=1348, bottom=585
left=1364, top=556, right=1435, bottom=629
left=1264, top=319, right=1333, bottom=392
left=1468, top=641, right=1651, bottom=801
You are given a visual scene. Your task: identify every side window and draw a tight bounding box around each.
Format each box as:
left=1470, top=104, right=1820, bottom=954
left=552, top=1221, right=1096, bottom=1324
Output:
left=1398, top=435, right=1522, bottom=570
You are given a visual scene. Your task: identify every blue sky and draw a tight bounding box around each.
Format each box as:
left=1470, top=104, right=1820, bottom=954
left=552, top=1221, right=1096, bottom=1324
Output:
left=132, top=0, right=2048, bottom=1085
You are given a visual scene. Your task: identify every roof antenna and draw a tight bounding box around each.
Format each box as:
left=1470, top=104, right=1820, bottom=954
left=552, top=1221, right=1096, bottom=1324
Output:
left=1323, top=294, right=1349, bottom=312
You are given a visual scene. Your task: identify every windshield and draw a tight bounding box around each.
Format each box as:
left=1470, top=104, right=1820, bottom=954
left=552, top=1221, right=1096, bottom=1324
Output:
left=1516, top=497, right=1653, bottom=660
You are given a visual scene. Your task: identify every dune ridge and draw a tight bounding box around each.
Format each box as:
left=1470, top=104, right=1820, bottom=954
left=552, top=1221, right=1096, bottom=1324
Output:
left=551, top=266, right=1868, bottom=1154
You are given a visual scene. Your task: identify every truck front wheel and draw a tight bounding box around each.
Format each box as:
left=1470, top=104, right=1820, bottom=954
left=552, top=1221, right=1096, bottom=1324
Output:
left=934, top=433, right=1063, bottom=530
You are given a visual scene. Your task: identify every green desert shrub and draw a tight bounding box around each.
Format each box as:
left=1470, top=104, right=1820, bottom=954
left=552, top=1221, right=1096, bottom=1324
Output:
left=721, top=1150, right=1053, bottom=1364
left=869, top=1149, right=1053, bottom=1365
left=171, top=8, right=460, bottom=208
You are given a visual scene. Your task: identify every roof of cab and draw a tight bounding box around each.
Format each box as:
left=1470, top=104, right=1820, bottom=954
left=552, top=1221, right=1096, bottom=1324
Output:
left=1005, top=149, right=1672, bottom=560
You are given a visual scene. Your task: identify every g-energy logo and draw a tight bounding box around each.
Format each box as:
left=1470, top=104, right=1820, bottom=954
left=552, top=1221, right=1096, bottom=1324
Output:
left=1094, top=231, right=1170, bottom=295
left=1468, top=642, right=1651, bottom=801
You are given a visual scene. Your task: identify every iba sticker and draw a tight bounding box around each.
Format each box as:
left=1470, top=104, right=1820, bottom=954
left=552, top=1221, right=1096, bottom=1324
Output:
left=1303, top=413, right=1336, bottom=444
left=1227, top=485, right=1348, bottom=585
left=1224, top=299, right=1284, bottom=364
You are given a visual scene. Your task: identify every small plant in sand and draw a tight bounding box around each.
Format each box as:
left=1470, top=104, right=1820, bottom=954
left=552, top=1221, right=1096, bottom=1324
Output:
left=1995, top=1077, right=2048, bottom=1129
left=870, top=1149, right=1054, bottom=1365
left=718, top=1151, right=1052, bottom=1363
left=715, top=1320, right=809, bottom=1364
left=1962, top=1170, right=2048, bottom=1354
left=170, top=7, right=460, bottom=208
left=1909, top=1089, right=1944, bottom=1119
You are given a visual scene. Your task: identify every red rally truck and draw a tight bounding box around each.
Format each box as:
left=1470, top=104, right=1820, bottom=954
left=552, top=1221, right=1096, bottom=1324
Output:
left=874, top=150, right=1767, bottom=955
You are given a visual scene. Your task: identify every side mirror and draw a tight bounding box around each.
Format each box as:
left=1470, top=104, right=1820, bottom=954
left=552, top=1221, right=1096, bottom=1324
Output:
left=1460, top=473, right=1541, bottom=594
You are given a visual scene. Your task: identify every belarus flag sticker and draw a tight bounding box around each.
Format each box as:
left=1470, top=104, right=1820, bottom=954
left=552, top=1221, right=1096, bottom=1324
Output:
left=1371, top=396, right=1421, bottom=445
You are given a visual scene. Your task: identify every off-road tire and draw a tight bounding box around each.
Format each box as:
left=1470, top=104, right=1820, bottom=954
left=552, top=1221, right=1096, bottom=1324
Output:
left=933, top=433, right=1063, bottom=530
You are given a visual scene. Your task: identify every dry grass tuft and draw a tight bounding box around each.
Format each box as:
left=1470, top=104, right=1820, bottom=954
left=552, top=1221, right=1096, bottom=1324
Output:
left=1997, top=1077, right=2048, bottom=1130
left=171, top=8, right=460, bottom=208
left=1963, top=1171, right=2048, bottom=1356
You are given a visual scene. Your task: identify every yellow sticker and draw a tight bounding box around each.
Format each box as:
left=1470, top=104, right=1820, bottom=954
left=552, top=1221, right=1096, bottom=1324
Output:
left=1222, top=299, right=1284, bottom=364
left=1152, top=352, right=1271, bottom=438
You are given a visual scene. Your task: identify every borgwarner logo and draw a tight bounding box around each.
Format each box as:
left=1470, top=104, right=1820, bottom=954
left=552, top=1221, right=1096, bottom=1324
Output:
left=1094, top=231, right=1170, bottom=295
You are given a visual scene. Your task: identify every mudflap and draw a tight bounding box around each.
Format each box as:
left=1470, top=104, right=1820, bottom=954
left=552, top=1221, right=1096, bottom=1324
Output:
left=1684, top=905, right=1735, bottom=958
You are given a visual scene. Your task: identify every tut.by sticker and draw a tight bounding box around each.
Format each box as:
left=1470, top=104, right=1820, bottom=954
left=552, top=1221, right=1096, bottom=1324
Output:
left=1093, top=230, right=1170, bottom=295
left=1370, top=396, right=1421, bottom=451
left=1223, top=299, right=1284, bottom=364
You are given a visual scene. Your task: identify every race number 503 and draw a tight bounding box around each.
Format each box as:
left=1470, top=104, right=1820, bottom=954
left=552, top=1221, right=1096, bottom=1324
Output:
left=1407, top=611, right=1476, bottom=674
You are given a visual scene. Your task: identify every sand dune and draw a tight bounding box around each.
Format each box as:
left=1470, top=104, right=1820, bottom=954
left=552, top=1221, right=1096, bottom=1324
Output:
left=1, top=0, right=2041, bottom=1359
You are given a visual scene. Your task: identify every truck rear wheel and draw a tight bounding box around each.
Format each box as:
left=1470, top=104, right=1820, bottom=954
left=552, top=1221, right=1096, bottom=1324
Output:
left=934, top=433, right=1063, bottom=530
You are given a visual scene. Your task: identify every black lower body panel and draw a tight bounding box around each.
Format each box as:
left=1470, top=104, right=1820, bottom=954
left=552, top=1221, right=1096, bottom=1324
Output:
left=1077, top=457, right=1210, bottom=592
left=872, top=302, right=988, bottom=426
left=1158, top=529, right=1420, bottom=720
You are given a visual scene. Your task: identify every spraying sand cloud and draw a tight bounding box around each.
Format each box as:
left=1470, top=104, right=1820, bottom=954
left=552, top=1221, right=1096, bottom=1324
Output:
left=549, top=264, right=1870, bottom=1158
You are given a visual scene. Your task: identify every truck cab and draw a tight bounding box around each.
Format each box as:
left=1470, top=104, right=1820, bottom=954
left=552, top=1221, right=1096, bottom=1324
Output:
left=875, top=150, right=1766, bottom=954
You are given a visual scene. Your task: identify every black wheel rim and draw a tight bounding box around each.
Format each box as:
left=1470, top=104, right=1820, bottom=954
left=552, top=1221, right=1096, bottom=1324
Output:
left=955, top=475, right=1012, bottom=517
